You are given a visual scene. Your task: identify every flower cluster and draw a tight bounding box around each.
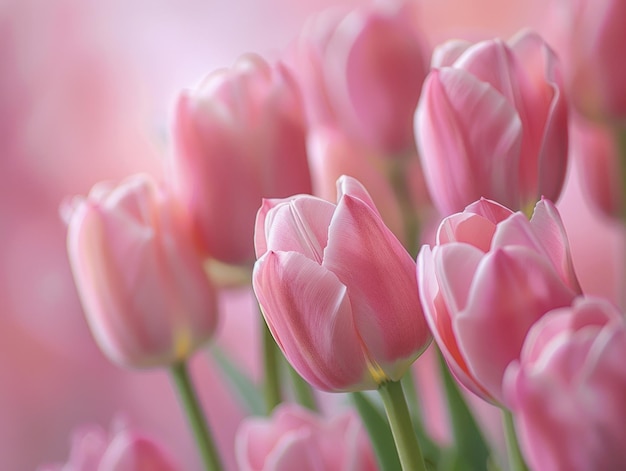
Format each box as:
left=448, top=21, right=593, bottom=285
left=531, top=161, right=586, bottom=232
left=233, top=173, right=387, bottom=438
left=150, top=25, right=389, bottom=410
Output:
left=52, top=0, right=626, bottom=470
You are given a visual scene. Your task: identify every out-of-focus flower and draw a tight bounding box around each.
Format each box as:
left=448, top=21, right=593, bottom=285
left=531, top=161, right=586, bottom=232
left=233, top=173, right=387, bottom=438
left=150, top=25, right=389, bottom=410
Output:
left=235, top=403, right=377, bottom=471
left=65, top=174, right=218, bottom=369
left=559, top=0, right=626, bottom=122
left=289, top=1, right=430, bottom=157
left=253, top=176, right=431, bottom=392
left=168, top=53, right=312, bottom=267
left=417, top=198, right=581, bottom=403
left=415, top=30, right=568, bottom=216
left=38, top=420, right=180, bottom=471
left=504, top=296, right=626, bottom=471
left=571, top=115, right=621, bottom=219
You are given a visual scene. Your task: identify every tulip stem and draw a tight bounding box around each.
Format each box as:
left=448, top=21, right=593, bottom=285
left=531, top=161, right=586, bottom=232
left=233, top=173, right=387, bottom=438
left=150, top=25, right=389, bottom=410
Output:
left=170, top=362, right=223, bottom=471
left=287, top=364, right=318, bottom=411
left=502, top=409, right=528, bottom=471
left=378, top=380, right=427, bottom=471
left=261, top=316, right=282, bottom=413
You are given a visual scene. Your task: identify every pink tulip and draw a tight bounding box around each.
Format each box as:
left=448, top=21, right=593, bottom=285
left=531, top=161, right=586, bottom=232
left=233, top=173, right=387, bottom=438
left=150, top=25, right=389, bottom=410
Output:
left=236, top=404, right=377, bottom=471
left=169, top=53, right=312, bottom=266
left=289, top=1, right=430, bottom=156
left=504, top=297, right=626, bottom=471
left=560, top=0, right=626, bottom=121
left=38, top=421, right=180, bottom=471
left=571, top=115, right=621, bottom=218
left=415, top=30, right=568, bottom=215
left=417, top=198, right=581, bottom=403
left=65, top=174, right=218, bottom=368
left=253, top=176, right=431, bottom=392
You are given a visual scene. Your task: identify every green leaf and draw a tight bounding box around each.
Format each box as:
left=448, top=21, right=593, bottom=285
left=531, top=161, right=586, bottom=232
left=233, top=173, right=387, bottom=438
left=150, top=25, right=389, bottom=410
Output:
left=210, top=346, right=265, bottom=416
left=437, top=351, right=491, bottom=471
left=351, top=391, right=402, bottom=471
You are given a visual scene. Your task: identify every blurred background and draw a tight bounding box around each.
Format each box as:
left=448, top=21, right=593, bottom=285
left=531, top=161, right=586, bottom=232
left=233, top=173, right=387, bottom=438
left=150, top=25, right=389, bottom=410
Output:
left=1, top=0, right=619, bottom=469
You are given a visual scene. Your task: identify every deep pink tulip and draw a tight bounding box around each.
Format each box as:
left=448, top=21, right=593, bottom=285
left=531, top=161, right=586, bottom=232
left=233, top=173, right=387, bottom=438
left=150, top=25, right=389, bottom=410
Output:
left=38, top=422, right=180, bottom=471
left=504, top=297, right=626, bottom=471
left=415, top=30, right=568, bottom=215
left=235, top=404, right=377, bottom=471
left=65, top=174, right=218, bottom=368
left=417, top=198, right=581, bottom=403
left=169, top=53, right=312, bottom=266
left=571, top=115, right=621, bottom=218
left=290, top=1, right=430, bottom=156
left=561, top=0, right=626, bottom=121
left=253, top=176, right=431, bottom=392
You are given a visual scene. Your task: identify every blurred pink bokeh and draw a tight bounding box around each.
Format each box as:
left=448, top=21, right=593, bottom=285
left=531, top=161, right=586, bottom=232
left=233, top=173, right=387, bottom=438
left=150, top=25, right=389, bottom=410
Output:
left=1, top=0, right=619, bottom=469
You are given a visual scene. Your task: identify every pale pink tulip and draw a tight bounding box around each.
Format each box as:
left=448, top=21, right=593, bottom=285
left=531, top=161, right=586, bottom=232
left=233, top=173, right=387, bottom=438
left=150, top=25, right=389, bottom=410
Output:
left=65, top=174, right=218, bottom=368
left=236, top=404, right=377, bottom=471
left=289, top=1, right=430, bottom=156
left=38, top=421, right=180, bottom=471
left=504, top=297, right=626, bottom=471
left=415, top=30, right=568, bottom=215
left=253, top=176, right=431, bottom=391
left=571, top=115, right=621, bottom=218
left=417, top=198, right=581, bottom=403
left=169, top=53, right=312, bottom=266
left=559, top=0, right=626, bottom=121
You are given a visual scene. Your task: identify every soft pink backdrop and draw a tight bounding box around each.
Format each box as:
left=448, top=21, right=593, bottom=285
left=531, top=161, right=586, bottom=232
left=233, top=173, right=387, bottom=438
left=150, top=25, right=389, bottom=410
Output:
left=1, top=0, right=618, bottom=469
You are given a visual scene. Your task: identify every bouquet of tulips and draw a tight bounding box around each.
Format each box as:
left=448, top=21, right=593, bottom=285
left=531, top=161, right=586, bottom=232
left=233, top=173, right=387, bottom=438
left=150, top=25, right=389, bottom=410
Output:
left=49, top=0, right=626, bottom=469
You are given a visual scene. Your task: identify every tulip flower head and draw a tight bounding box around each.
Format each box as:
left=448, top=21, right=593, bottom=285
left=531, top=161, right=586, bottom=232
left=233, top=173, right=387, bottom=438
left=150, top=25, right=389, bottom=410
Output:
left=415, top=30, right=568, bottom=216
left=417, top=198, right=581, bottom=404
left=65, top=174, right=218, bottom=369
left=38, top=420, right=180, bottom=471
left=169, top=53, right=312, bottom=267
left=253, top=176, right=431, bottom=392
left=236, top=404, right=377, bottom=471
left=504, top=297, right=626, bottom=471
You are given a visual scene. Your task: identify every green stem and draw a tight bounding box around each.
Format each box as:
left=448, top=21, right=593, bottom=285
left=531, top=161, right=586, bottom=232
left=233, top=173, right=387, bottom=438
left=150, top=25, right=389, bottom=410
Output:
left=378, top=381, right=427, bottom=471
left=502, top=409, right=528, bottom=471
left=261, top=316, right=282, bottom=413
left=389, top=159, right=421, bottom=258
left=169, top=362, right=223, bottom=471
left=287, top=364, right=317, bottom=411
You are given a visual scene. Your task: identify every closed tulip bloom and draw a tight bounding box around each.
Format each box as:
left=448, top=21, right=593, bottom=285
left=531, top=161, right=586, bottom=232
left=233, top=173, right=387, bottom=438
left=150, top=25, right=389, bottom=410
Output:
left=563, top=0, right=626, bottom=121
left=253, top=176, right=431, bottom=392
left=504, top=297, right=626, bottom=471
left=417, top=198, right=581, bottom=403
left=571, top=116, right=621, bottom=218
left=415, top=30, right=568, bottom=215
left=235, top=404, right=377, bottom=471
left=290, top=2, right=430, bottom=156
left=66, top=174, right=218, bottom=368
left=39, top=422, right=180, bottom=471
left=169, top=53, right=312, bottom=266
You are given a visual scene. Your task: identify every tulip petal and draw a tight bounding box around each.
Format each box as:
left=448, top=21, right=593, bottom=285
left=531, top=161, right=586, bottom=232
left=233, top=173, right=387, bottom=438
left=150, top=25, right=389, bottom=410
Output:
left=436, top=212, right=497, bottom=252
left=253, top=251, right=374, bottom=391
left=456, top=246, right=577, bottom=402
left=417, top=246, right=491, bottom=400
left=415, top=68, right=522, bottom=214
left=529, top=199, right=582, bottom=293
left=324, top=195, right=430, bottom=380
left=432, top=39, right=472, bottom=68
left=261, top=197, right=335, bottom=263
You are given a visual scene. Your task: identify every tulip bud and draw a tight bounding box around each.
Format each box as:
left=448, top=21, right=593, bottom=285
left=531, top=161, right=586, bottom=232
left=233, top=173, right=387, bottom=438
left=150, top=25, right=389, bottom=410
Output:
left=169, top=53, right=312, bottom=266
left=560, top=0, right=626, bottom=122
left=289, top=2, right=430, bottom=156
left=38, top=421, right=180, bottom=471
left=504, top=297, right=626, bottom=471
left=65, top=174, right=218, bottom=368
left=417, top=198, right=581, bottom=404
left=235, top=404, right=377, bottom=471
left=415, top=30, right=568, bottom=215
left=253, top=176, right=431, bottom=392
